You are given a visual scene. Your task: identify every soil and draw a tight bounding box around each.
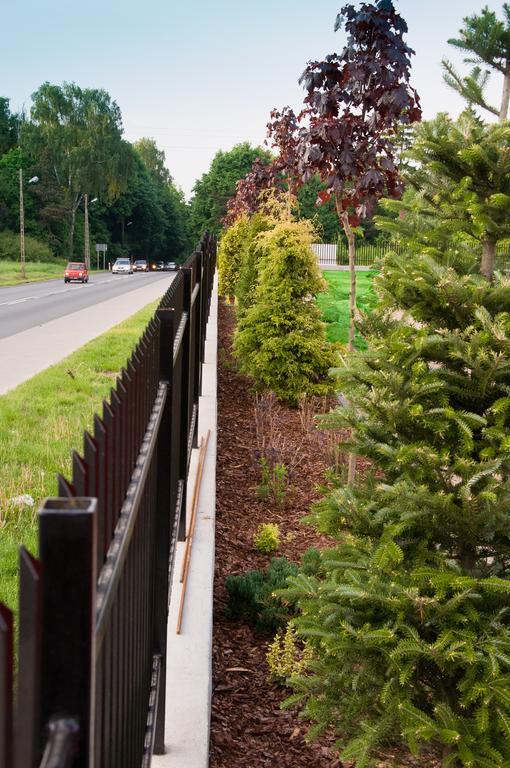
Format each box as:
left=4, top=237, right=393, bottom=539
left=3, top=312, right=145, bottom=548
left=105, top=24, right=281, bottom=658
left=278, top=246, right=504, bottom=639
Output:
left=210, top=300, right=438, bottom=768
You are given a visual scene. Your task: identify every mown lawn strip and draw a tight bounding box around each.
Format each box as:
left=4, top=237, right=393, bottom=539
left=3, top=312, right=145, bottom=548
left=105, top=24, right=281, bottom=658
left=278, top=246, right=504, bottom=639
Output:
left=0, top=299, right=158, bottom=610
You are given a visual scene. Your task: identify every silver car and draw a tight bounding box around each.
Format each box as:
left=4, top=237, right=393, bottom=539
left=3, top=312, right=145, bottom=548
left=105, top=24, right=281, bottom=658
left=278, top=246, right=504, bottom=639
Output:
left=112, top=258, right=133, bottom=275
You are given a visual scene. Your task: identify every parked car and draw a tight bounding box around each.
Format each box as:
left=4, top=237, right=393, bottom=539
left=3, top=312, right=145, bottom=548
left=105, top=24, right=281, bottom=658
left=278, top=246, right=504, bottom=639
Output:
left=164, top=262, right=177, bottom=271
left=112, top=258, right=133, bottom=275
left=133, top=259, right=148, bottom=272
left=64, top=262, right=89, bottom=283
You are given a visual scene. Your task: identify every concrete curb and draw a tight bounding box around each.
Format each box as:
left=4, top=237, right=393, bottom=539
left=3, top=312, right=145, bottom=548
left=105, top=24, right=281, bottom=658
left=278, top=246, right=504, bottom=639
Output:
left=152, top=274, right=218, bottom=768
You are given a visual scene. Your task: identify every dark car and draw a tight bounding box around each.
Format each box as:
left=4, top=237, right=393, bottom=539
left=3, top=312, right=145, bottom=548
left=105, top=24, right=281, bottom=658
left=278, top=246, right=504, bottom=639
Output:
left=64, top=262, right=89, bottom=283
left=133, top=259, right=148, bottom=272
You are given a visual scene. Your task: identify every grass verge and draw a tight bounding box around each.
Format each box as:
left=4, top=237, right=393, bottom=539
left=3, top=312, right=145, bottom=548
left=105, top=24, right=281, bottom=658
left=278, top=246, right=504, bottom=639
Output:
left=0, top=260, right=68, bottom=286
left=317, top=270, right=377, bottom=348
left=0, top=299, right=159, bottom=612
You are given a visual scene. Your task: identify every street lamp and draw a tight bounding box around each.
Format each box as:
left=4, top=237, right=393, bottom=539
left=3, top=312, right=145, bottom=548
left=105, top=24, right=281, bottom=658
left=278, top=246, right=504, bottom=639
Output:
left=83, top=194, right=98, bottom=270
left=19, top=171, right=39, bottom=279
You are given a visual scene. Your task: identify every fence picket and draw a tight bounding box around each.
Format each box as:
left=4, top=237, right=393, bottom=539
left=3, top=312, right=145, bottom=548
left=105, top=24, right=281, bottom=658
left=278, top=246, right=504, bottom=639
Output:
left=0, top=233, right=217, bottom=767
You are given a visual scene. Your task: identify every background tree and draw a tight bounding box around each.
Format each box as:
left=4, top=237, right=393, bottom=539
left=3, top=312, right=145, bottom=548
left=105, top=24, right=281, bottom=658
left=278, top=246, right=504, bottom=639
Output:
left=133, top=138, right=191, bottom=260
left=189, top=142, right=271, bottom=240
left=27, top=82, right=131, bottom=260
left=295, top=0, right=421, bottom=351
left=442, top=4, right=510, bottom=121
left=0, top=98, right=17, bottom=157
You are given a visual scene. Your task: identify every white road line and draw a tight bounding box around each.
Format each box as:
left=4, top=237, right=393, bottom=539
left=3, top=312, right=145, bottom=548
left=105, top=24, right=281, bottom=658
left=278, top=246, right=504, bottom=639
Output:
left=0, top=276, right=149, bottom=306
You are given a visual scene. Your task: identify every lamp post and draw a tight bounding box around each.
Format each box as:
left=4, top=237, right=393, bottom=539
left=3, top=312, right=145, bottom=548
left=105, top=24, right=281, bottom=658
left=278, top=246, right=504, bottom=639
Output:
left=83, top=194, right=98, bottom=270
left=19, top=171, right=39, bottom=279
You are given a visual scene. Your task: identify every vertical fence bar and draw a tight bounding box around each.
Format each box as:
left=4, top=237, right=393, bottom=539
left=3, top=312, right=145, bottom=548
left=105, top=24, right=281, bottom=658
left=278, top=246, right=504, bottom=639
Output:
left=153, top=307, right=174, bottom=754
left=0, top=605, right=13, bottom=768
left=179, top=266, right=192, bottom=540
left=15, top=548, right=43, bottom=768
left=39, top=498, right=97, bottom=768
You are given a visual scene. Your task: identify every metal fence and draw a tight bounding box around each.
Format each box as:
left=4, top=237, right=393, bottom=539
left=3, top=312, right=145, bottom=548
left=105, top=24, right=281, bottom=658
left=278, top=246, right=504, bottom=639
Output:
left=313, top=240, right=510, bottom=269
left=0, top=232, right=216, bottom=768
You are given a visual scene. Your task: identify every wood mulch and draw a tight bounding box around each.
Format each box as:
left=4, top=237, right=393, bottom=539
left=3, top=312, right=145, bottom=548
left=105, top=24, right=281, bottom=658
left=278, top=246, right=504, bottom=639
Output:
left=210, top=299, right=439, bottom=768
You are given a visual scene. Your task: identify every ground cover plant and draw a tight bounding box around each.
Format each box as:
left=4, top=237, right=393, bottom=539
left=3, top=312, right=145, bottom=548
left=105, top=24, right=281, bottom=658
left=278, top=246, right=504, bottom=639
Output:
left=0, top=299, right=158, bottom=611
left=317, top=270, right=377, bottom=347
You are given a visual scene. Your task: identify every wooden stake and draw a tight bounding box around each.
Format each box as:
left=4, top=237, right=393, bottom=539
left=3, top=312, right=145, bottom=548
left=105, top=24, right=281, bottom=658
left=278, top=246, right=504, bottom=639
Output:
left=176, top=429, right=211, bottom=634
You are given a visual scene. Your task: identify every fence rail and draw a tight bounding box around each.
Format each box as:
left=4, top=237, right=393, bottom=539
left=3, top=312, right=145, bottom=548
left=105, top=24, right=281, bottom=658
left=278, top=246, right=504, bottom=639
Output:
left=313, top=240, right=510, bottom=268
left=0, top=232, right=216, bottom=768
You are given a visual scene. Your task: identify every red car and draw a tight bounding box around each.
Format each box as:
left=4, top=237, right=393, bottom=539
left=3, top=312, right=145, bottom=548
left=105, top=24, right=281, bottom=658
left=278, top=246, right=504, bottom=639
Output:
left=64, top=262, right=89, bottom=284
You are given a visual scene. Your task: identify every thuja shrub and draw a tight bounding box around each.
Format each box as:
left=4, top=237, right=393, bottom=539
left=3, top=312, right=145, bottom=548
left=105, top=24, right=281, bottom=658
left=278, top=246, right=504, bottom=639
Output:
left=234, top=220, right=337, bottom=404
left=234, top=213, right=273, bottom=316
left=217, top=216, right=250, bottom=300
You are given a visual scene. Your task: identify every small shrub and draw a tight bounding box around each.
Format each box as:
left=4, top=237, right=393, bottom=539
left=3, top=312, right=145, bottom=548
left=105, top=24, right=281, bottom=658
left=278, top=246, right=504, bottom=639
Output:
left=256, top=457, right=287, bottom=508
left=253, top=522, right=280, bottom=553
left=266, top=623, right=314, bottom=684
left=224, top=557, right=298, bottom=632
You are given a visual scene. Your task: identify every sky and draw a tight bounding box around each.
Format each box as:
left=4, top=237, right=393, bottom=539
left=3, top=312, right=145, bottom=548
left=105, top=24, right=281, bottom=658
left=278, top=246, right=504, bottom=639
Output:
left=1, top=1, right=503, bottom=199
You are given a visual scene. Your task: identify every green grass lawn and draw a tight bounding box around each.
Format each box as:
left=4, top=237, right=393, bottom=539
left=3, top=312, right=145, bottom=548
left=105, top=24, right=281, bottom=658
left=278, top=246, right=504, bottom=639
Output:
left=317, top=270, right=378, bottom=348
left=0, top=260, right=109, bottom=286
left=0, top=260, right=68, bottom=286
left=0, top=299, right=158, bottom=612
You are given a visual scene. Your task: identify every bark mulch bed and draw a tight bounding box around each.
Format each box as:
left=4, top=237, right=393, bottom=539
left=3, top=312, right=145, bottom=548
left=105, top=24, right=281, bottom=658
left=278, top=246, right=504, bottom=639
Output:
left=210, top=299, right=439, bottom=768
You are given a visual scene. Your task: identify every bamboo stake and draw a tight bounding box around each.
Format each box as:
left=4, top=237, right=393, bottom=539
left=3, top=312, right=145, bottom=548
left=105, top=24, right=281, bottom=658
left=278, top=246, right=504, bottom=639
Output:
left=176, top=429, right=211, bottom=634
left=180, top=436, right=204, bottom=581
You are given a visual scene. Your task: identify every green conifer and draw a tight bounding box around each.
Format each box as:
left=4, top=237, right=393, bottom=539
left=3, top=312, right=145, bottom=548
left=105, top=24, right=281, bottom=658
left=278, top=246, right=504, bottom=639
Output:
left=234, top=220, right=337, bottom=404
left=285, top=115, right=510, bottom=766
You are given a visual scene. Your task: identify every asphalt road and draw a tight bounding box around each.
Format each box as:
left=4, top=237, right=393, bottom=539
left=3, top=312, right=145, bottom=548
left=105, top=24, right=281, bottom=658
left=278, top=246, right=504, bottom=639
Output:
left=0, top=271, right=173, bottom=340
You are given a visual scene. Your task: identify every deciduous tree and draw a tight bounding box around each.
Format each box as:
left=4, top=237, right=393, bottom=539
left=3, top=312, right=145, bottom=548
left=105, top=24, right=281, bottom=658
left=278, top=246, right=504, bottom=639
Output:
left=296, top=0, right=421, bottom=351
left=27, top=82, right=131, bottom=260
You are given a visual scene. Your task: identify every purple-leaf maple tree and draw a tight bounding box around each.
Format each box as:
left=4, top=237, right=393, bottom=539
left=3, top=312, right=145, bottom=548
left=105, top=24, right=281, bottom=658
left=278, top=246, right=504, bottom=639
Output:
left=297, top=0, right=421, bottom=351
left=224, top=107, right=301, bottom=225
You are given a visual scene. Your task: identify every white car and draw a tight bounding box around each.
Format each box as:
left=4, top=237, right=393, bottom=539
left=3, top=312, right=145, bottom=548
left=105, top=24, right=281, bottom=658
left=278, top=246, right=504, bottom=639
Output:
left=112, top=258, right=133, bottom=275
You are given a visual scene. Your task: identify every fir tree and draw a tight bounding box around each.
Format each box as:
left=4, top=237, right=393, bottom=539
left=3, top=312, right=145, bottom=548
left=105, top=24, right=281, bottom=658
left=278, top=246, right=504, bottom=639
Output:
left=442, top=4, right=510, bottom=121
left=284, top=116, right=510, bottom=766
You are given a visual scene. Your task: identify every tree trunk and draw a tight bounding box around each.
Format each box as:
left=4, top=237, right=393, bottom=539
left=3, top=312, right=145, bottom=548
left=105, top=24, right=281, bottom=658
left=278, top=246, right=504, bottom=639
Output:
left=68, top=193, right=82, bottom=260
left=481, top=239, right=496, bottom=281
left=83, top=193, right=90, bottom=270
left=499, top=59, right=510, bottom=122
left=459, top=547, right=477, bottom=576
left=336, top=199, right=358, bottom=486
left=337, top=207, right=357, bottom=353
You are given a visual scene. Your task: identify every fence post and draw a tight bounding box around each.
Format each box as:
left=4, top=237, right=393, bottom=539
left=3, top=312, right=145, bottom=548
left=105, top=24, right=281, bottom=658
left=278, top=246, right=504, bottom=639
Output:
left=15, top=548, right=43, bottom=768
left=39, top=498, right=97, bottom=768
left=0, top=605, right=13, bottom=768
left=153, top=307, right=175, bottom=754
left=180, top=267, right=192, bottom=540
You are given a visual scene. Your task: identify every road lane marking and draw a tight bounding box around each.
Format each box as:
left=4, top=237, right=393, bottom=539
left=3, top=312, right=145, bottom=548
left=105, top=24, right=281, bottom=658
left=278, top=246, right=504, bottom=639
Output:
left=0, top=275, right=161, bottom=307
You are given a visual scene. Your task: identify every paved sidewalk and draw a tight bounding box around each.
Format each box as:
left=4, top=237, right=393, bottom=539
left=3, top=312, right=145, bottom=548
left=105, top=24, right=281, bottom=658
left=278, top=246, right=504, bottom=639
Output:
left=0, top=277, right=174, bottom=395
left=153, top=276, right=218, bottom=768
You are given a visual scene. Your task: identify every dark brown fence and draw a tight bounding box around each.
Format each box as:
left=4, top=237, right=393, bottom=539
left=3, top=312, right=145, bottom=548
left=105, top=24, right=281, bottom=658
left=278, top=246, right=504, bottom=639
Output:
left=0, top=232, right=216, bottom=768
